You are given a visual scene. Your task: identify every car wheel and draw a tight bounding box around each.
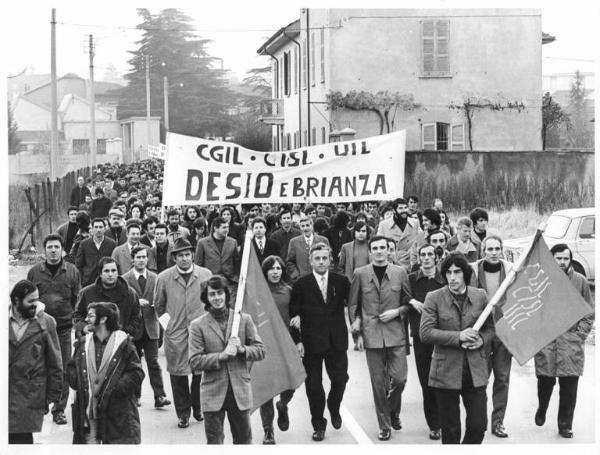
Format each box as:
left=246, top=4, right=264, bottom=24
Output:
left=572, top=262, right=586, bottom=277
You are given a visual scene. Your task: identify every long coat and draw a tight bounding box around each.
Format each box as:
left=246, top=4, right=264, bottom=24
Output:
left=534, top=269, right=595, bottom=377
left=376, top=217, right=420, bottom=269
left=195, top=235, right=240, bottom=284
left=154, top=265, right=212, bottom=375
left=68, top=331, right=144, bottom=444
left=338, top=240, right=370, bottom=281
left=9, top=311, right=63, bottom=433
left=286, top=234, right=330, bottom=283
left=420, top=286, right=495, bottom=390
left=122, top=269, right=160, bottom=340
left=188, top=310, right=265, bottom=412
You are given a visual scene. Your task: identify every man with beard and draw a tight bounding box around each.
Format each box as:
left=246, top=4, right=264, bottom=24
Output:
left=348, top=236, right=411, bottom=441
left=407, top=243, right=445, bottom=440
left=376, top=198, right=420, bottom=270
left=189, top=275, right=266, bottom=444
left=27, top=234, right=81, bottom=426
left=533, top=244, right=594, bottom=439
left=155, top=238, right=212, bottom=428
left=166, top=209, right=190, bottom=243
left=269, top=208, right=302, bottom=263
left=9, top=280, right=63, bottom=444
left=73, top=257, right=142, bottom=339
left=68, top=302, right=144, bottom=444
left=105, top=208, right=127, bottom=246
left=56, top=206, right=79, bottom=254
left=471, top=235, right=513, bottom=438
left=76, top=218, right=117, bottom=286
left=427, top=230, right=450, bottom=265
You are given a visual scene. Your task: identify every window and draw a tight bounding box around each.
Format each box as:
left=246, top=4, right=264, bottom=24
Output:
left=312, top=127, right=317, bottom=145
left=310, top=32, right=316, bottom=86
left=73, top=139, right=89, bottom=155
left=320, top=28, right=325, bottom=83
left=97, top=139, right=107, bottom=155
left=293, top=47, right=298, bottom=94
left=579, top=217, right=595, bottom=239
left=283, top=52, right=291, bottom=96
left=302, top=39, right=307, bottom=89
left=422, top=20, right=450, bottom=77
left=321, top=127, right=326, bottom=144
left=422, top=122, right=464, bottom=151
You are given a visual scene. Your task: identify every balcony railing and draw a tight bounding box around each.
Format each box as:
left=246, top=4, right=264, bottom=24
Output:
left=258, top=99, right=284, bottom=125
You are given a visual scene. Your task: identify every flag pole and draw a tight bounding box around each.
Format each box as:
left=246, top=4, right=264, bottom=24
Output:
left=231, top=229, right=253, bottom=336
left=472, top=229, right=543, bottom=331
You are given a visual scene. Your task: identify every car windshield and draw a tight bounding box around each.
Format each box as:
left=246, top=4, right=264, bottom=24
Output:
left=544, top=215, right=571, bottom=239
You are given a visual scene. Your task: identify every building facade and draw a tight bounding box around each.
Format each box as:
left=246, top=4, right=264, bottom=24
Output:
left=258, top=8, right=545, bottom=152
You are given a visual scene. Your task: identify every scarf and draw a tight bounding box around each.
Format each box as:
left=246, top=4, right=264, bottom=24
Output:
left=86, top=331, right=118, bottom=419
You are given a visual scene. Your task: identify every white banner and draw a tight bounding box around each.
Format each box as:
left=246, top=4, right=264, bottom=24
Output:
left=162, top=131, right=405, bottom=205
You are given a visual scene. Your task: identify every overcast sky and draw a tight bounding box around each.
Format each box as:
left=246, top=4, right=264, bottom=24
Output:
left=3, top=0, right=598, bottom=82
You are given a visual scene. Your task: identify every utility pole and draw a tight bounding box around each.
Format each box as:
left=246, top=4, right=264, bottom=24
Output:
left=163, top=74, right=169, bottom=131
left=145, top=54, right=151, bottom=157
left=49, top=8, right=59, bottom=180
left=88, top=34, right=97, bottom=167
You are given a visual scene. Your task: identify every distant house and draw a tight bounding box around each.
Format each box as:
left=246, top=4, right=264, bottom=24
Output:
left=258, top=8, right=548, bottom=152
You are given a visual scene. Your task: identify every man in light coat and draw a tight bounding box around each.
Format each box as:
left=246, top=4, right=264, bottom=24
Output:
left=286, top=215, right=330, bottom=283
left=155, top=238, right=212, bottom=428
left=376, top=197, right=420, bottom=270
left=112, top=221, right=157, bottom=274
left=189, top=275, right=265, bottom=444
left=533, top=243, right=594, bottom=439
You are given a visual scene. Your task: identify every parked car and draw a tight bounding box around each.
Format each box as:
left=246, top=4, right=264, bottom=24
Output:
left=503, top=208, right=595, bottom=285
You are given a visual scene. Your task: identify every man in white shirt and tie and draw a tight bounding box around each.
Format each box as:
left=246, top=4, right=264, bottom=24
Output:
left=286, top=216, right=329, bottom=283
left=243, top=217, right=280, bottom=265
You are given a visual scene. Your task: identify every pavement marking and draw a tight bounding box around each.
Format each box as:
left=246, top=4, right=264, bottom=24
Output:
left=340, top=404, right=373, bottom=444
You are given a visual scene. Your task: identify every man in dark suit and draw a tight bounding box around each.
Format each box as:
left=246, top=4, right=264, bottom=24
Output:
left=420, top=252, right=494, bottom=444
left=75, top=217, right=117, bottom=286
left=122, top=246, right=171, bottom=408
left=70, top=175, right=91, bottom=207
left=55, top=206, right=79, bottom=254
left=290, top=242, right=351, bottom=442
left=240, top=217, right=280, bottom=266
left=286, top=216, right=329, bottom=283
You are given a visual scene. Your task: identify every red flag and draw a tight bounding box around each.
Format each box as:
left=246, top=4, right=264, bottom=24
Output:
left=495, top=232, right=593, bottom=365
left=242, top=246, right=306, bottom=411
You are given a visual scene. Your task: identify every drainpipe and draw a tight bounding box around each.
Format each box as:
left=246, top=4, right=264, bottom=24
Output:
left=282, top=30, right=302, bottom=147
left=306, top=8, right=311, bottom=145
left=264, top=50, right=280, bottom=151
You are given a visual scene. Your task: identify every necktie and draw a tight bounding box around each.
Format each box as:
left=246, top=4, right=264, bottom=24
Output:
left=138, top=274, right=147, bottom=293
left=320, top=276, right=327, bottom=303
left=258, top=239, right=264, bottom=253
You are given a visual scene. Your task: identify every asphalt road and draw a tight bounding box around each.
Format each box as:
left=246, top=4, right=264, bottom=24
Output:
left=7, top=265, right=596, bottom=445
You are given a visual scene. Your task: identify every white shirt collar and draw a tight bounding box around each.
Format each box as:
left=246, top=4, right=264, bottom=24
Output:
left=313, top=270, right=329, bottom=285
left=133, top=269, right=147, bottom=280
left=304, top=233, right=314, bottom=244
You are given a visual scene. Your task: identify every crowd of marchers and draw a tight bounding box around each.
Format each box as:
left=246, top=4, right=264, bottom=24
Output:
left=8, top=159, right=594, bottom=445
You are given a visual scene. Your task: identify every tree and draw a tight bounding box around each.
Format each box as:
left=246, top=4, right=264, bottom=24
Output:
left=566, top=70, right=593, bottom=149
left=541, top=92, right=570, bottom=150
left=117, top=8, right=233, bottom=139
left=326, top=90, right=421, bottom=135
left=7, top=101, right=21, bottom=155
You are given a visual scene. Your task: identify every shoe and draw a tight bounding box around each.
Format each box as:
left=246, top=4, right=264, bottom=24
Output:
left=312, top=429, right=325, bottom=441
left=534, top=409, right=546, bottom=426
left=492, top=422, right=509, bottom=438
left=276, top=400, right=290, bottom=431
left=331, top=413, right=342, bottom=430
left=178, top=416, right=189, bottom=428
left=52, top=412, right=67, bottom=425
left=559, top=428, right=573, bottom=438
left=263, top=429, right=276, bottom=444
left=429, top=429, right=441, bottom=440
left=135, top=398, right=141, bottom=407
left=193, top=410, right=204, bottom=422
left=154, top=396, right=171, bottom=408
left=391, top=413, right=402, bottom=430
left=378, top=429, right=392, bottom=441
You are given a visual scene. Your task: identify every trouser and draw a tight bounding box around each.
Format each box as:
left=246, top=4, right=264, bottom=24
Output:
left=170, top=374, right=201, bottom=418
left=8, top=433, right=33, bottom=444
left=83, top=418, right=100, bottom=444
left=413, top=336, right=440, bottom=431
left=537, top=376, right=579, bottom=430
left=488, top=336, right=512, bottom=427
left=134, top=328, right=166, bottom=399
left=204, top=386, right=252, bottom=444
left=303, top=349, right=349, bottom=431
left=434, top=369, right=488, bottom=444
left=52, top=327, right=72, bottom=414
left=259, top=389, right=295, bottom=431
left=365, top=346, right=408, bottom=430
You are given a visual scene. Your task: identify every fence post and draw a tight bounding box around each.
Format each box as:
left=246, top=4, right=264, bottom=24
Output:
left=33, top=184, right=41, bottom=248
left=42, top=180, right=51, bottom=234
left=24, top=187, right=36, bottom=249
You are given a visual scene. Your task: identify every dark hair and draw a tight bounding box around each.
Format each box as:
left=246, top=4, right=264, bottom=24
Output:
left=166, top=209, right=179, bottom=218
left=407, top=195, right=419, bottom=203
left=352, top=221, right=370, bottom=239
left=422, top=208, right=442, bottom=228
left=278, top=207, right=292, bottom=220
left=76, top=211, right=91, bottom=231
left=94, top=187, right=104, bottom=195
left=126, top=221, right=142, bottom=233
left=261, top=255, right=287, bottom=282
left=141, top=216, right=158, bottom=232
left=469, top=207, right=489, bottom=224
left=43, top=233, right=64, bottom=249
left=88, top=302, right=120, bottom=331
left=440, top=252, right=473, bottom=284
left=313, top=217, right=329, bottom=235
left=130, top=245, right=148, bottom=259
left=200, top=275, right=231, bottom=310
left=98, top=256, right=119, bottom=274
left=368, top=235, right=390, bottom=249
left=426, top=229, right=448, bottom=244
left=392, top=198, right=408, bottom=209
left=129, top=203, right=144, bottom=217
left=418, top=243, right=436, bottom=256
left=251, top=216, right=267, bottom=229
left=91, top=217, right=106, bottom=228
left=304, top=203, right=316, bottom=215
left=332, top=210, right=350, bottom=230
left=10, top=280, right=37, bottom=305
left=550, top=243, right=572, bottom=260
left=211, top=216, right=228, bottom=231
left=67, top=205, right=79, bottom=214
left=184, top=206, right=201, bottom=223
left=380, top=203, right=395, bottom=216
left=482, top=235, right=503, bottom=250
left=192, top=217, right=208, bottom=231
left=354, top=211, right=368, bottom=223
left=154, top=222, right=168, bottom=234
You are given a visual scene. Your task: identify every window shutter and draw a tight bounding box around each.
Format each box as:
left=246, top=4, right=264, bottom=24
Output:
left=294, top=47, right=298, bottom=94
left=310, top=32, right=316, bottom=86
left=435, top=21, right=450, bottom=73
left=422, top=123, right=436, bottom=150
left=302, top=40, right=307, bottom=89
left=422, top=21, right=435, bottom=74
left=320, top=28, right=325, bottom=83
left=451, top=123, right=464, bottom=151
